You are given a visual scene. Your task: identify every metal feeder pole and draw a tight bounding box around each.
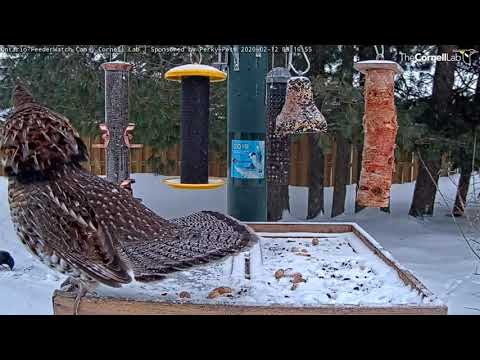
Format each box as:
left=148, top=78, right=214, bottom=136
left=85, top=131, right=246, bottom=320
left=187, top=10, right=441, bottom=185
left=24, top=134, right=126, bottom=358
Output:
left=227, top=46, right=268, bottom=222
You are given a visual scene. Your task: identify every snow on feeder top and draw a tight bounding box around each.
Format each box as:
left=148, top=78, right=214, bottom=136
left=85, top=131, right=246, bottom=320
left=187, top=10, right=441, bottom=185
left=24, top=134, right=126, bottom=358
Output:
left=275, top=46, right=327, bottom=136
left=354, top=46, right=404, bottom=208
left=163, top=51, right=227, bottom=190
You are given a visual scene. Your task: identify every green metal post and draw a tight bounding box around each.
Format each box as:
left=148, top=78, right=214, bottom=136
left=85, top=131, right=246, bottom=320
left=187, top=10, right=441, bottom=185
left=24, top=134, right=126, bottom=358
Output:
left=227, top=46, right=268, bottom=221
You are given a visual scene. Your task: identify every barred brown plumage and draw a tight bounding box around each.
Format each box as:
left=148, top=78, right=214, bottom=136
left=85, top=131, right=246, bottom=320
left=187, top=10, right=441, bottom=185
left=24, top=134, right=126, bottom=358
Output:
left=1, top=83, right=258, bottom=314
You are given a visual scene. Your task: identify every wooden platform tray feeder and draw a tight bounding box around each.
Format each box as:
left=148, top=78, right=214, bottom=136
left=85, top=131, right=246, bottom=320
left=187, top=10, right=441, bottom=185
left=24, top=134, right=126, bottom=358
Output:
left=53, top=222, right=446, bottom=315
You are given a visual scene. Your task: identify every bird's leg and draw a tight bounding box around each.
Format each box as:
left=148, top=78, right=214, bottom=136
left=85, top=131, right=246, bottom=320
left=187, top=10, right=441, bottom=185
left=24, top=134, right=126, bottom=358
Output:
left=258, top=237, right=264, bottom=266
left=73, top=282, right=88, bottom=316
left=59, top=277, right=92, bottom=315
left=244, top=252, right=251, bottom=280
left=229, top=256, right=235, bottom=276
left=72, top=280, right=98, bottom=315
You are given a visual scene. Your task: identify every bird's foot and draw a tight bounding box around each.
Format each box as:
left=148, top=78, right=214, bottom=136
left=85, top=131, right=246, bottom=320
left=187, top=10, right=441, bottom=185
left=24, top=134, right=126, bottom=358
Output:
left=73, top=283, right=89, bottom=316
left=72, top=280, right=98, bottom=315
left=59, top=277, right=88, bottom=315
left=60, top=276, right=79, bottom=293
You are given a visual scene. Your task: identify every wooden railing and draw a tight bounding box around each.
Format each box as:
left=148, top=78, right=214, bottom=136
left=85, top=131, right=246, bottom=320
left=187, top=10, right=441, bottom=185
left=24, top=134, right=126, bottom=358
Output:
left=1, top=135, right=443, bottom=186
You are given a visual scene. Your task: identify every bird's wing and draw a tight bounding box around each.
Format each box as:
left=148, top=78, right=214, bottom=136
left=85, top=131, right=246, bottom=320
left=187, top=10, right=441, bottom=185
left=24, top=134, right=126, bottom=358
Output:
left=17, top=177, right=132, bottom=287
left=67, top=170, right=258, bottom=282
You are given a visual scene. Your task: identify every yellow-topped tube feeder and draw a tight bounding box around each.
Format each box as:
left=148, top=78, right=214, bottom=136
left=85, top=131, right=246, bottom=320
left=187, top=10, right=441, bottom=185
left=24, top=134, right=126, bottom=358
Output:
left=164, top=60, right=227, bottom=190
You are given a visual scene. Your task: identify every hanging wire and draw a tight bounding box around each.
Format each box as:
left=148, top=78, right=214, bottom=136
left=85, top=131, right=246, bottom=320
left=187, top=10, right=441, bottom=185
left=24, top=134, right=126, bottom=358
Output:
left=285, top=45, right=289, bottom=69
left=189, top=46, right=202, bottom=64
left=271, top=47, right=275, bottom=69
left=288, top=45, right=311, bottom=76
left=271, top=45, right=290, bottom=70
left=472, top=129, right=477, bottom=199
left=374, top=45, right=385, bottom=60
left=217, top=45, right=223, bottom=64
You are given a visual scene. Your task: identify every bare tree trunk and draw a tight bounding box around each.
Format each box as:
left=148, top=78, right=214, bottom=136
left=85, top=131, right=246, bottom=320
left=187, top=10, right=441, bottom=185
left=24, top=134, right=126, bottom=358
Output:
left=409, top=150, right=442, bottom=217
left=307, top=133, right=324, bottom=219
left=353, top=45, right=373, bottom=213
left=354, top=141, right=365, bottom=213
left=304, top=45, right=328, bottom=220
left=331, top=45, right=354, bottom=218
left=453, top=166, right=471, bottom=217
left=380, top=199, right=391, bottom=213
left=409, top=45, right=456, bottom=218
left=331, top=133, right=350, bottom=217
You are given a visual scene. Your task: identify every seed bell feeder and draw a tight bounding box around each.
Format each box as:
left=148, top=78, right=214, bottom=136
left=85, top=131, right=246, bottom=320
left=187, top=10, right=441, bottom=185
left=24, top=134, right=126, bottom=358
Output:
left=276, top=46, right=327, bottom=136
left=163, top=51, right=227, bottom=190
left=354, top=45, right=404, bottom=208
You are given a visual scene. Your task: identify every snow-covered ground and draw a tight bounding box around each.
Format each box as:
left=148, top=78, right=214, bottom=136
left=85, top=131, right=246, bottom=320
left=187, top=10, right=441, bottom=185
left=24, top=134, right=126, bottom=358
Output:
left=1, top=173, right=479, bottom=314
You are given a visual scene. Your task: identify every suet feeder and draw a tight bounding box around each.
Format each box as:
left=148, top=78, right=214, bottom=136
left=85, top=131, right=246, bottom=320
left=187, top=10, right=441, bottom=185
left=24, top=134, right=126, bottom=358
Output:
left=164, top=61, right=227, bottom=190
left=275, top=76, right=327, bottom=136
left=354, top=59, right=404, bottom=208
left=275, top=46, right=327, bottom=136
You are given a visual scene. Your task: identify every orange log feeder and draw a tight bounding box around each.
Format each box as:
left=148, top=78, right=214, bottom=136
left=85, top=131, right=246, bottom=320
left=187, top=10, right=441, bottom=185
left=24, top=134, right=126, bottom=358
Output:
left=354, top=60, right=403, bottom=208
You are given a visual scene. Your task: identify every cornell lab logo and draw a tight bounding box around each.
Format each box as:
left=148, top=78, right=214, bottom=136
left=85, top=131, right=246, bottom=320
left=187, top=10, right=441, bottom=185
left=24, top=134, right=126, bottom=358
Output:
left=400, top=48, right=478, bottom=65
left=453, top=49, right=478, bottom=65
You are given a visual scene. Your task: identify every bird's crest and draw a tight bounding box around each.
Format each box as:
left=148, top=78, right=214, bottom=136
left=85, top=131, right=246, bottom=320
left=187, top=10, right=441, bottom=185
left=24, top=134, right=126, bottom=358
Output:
left=12, top=82, right=35, bottom=108
left=0, top=83, right=88, bottom=179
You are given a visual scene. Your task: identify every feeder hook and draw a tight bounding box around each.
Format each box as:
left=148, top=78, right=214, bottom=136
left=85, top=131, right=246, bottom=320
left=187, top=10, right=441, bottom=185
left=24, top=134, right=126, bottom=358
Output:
left=189, top=47, right=203, bottom=64
left=374, top=45, right=385, bottom=60
left=288, top=45, right=311, bottom=76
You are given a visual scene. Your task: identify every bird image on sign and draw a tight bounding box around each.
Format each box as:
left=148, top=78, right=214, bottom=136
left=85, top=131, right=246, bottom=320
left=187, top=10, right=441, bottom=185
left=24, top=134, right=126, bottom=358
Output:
left=231, top=140, right=265, bottom=179
left=0, top=83, right=259, bottom=314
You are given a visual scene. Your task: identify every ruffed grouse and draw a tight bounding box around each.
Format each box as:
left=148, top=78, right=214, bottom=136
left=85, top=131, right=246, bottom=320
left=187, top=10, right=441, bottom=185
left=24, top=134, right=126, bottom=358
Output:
left=0, top=83, right=258, bottom=314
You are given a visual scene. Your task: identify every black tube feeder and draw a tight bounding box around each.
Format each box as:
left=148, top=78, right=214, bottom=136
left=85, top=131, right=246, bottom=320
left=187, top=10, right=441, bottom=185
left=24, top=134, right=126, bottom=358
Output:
left=164, top=64, right=227, bottom=190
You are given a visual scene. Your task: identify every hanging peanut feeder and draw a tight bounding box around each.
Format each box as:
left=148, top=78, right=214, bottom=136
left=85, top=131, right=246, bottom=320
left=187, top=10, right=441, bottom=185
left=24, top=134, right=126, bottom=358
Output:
left=163, top=50, right=227, bottom=190
left=354, top=46, right=404, bottom=208
left=276, top=46, right=327, bottom=136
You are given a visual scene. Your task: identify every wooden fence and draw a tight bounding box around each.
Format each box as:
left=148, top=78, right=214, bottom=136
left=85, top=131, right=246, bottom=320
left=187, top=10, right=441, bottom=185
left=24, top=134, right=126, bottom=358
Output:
left=1, top=135, right=444, bottom=186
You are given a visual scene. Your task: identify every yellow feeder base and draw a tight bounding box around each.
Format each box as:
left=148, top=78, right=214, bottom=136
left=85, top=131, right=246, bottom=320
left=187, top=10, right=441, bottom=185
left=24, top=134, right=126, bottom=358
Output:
left=163, top=177, right=225, bottom=190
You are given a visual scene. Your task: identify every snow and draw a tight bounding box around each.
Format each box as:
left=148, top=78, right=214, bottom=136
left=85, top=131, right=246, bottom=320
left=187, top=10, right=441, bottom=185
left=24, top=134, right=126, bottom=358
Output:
left=285, top=176, right=480, bottom=314
left=0, top=108, right=11, bottom=122
left=0, top=173, right=479, bottom=314
left=94, top=232, right=427, bottom=307
left=0, top=178, right=62, bottom=314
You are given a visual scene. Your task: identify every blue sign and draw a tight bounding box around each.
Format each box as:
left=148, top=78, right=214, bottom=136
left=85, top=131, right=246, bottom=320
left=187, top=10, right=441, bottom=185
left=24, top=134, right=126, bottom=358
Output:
left=231, top=140, right=265, bottom=179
